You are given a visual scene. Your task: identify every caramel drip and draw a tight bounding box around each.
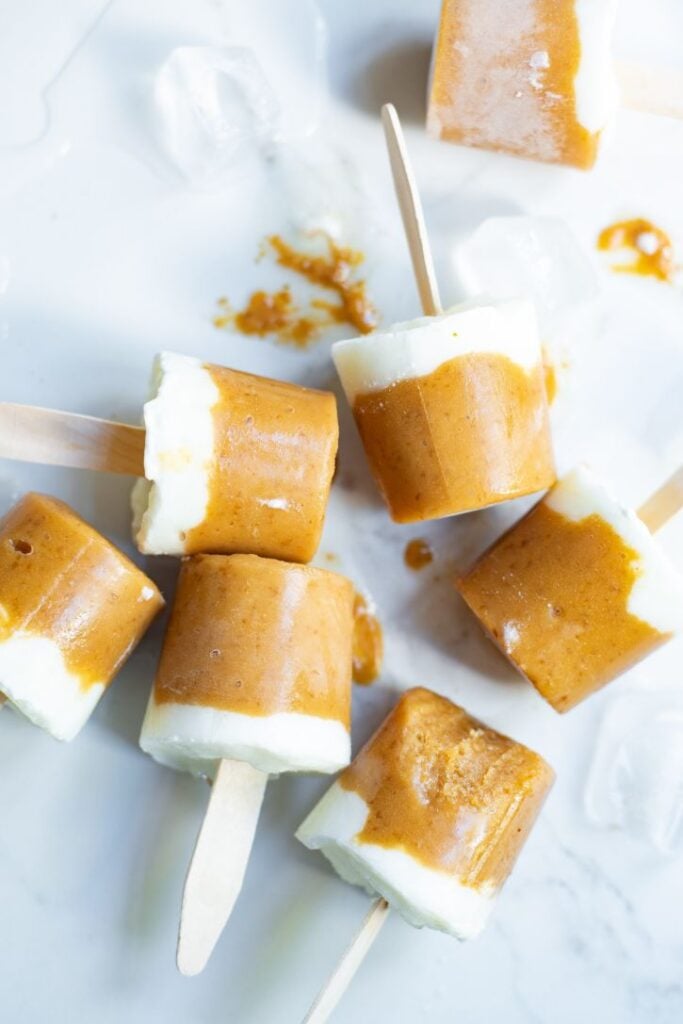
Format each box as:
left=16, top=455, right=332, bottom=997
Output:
left=597, top=219, right=676, bottom=283
left=352, top=592, right=383, bottom=685
left=404, top=538, right=434, bottom=570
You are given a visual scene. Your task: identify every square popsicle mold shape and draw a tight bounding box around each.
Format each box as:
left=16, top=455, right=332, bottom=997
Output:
left=332, top=299, right=555, bottom=523
left=427, top=0, right=619, bottom=169
left=140, top=553, right=354, bottom=777
left=0, top=493, right=163, bottom=740
left=132, top=351, right=338, bottom=562
left=457, top=466, right=683, bottom=712
left=297, top=687, right=554, bottom=938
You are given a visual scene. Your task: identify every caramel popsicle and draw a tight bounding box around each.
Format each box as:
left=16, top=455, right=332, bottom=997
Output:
left=457, top=466, right=683, bottom=711
left=298, top=686, right=553, bottom=938
left=0, top=493, right=163, bottom=740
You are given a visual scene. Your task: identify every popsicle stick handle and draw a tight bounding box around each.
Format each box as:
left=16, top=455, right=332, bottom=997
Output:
left=637, top=465, right=683, bottom=533
left=303, top=898, right=390, bottom=1024
left=616, top=61, right=683, bottom=121
left=381, top=104, right=442, bottom=317
left=177, top=757, right=268, bottom=977
left=0, top=402, right=145, bottom=477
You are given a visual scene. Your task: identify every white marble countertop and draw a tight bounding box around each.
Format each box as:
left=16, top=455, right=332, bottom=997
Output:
left=1, top=1, right=683, bottom=1021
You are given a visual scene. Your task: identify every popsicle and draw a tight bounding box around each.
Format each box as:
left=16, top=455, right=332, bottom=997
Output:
left=0, top=352, right=338, bottom=564
left=297, top=687, right=554, bottom=1019
left=332, top=105, right=555, bottom=524
left=139, top=552, right=355, bottom=974
left=0, top=492, right=163, bottom=740
left=457, top=465, right=683, bottom=711
left=427, top=0, right=683, bottom=170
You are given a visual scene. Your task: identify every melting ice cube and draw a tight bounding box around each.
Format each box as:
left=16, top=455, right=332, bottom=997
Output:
left=154, top=46, right=281, bottom=188
left=585, top=689, right=683, bottom=854
left=457, top=215, right=599, bottom=338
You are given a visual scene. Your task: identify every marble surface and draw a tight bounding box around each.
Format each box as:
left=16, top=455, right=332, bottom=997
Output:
left=1, top=1, right=683, bottom=1021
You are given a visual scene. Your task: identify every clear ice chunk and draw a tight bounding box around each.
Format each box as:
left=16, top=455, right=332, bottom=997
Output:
left=153, top=46, right=281, bottom=188
left=457, top=215, right=599, bottom=338
left=585, top=689, right=683, bottom=854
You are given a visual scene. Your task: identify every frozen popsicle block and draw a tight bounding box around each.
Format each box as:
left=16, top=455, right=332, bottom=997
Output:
left=427, top=0, right=619, bottom=169
left=458, top=466, right=683, bottom=712
left=332, top=299, right=555, bottom=523
left=0, top=493, right=163, bottom=740
left=585, top=690, right=683, bottom=854
left=297, top=687, right=553, bottom=938
left=458, top=216, right=599, bottom=337
left=131, top=352, right=338, bottom=562
left=140, top=554, right=354, bottom=777
left=154, top=46, right=280, bottom=188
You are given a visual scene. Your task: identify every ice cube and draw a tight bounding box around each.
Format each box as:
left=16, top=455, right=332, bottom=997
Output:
left=457, top=216, right=599, bottom=338
left=585, top=689, right=683, bottom=854
left=153, top=46, right=281, bottom=189
left=226, top=0, right=328, bottom=142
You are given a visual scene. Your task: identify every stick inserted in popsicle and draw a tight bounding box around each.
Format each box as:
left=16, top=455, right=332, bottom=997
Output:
left=298, top=689, right=554, bottom=1022
left=0, top=354, right=338, bottom=563
left=138, top=552, right=355, bottom=975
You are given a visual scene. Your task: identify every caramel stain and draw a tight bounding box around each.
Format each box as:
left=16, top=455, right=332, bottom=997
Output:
left=404, top=538, right=433, bottom=571
left=597, top=219, right=677, bottom=283
left=214, top=234, right=378, bottom=348
left=544, top=361, right=557, bottom=404
left=352, top=591, right=383, bottom=685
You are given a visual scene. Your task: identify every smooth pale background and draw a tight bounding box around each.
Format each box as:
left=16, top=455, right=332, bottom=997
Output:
left=1, top=1, right=683, bottom=1021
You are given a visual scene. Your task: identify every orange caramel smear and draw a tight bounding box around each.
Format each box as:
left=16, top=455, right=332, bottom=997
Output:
left=0, top=493, right=163, bottom=690
left=339, top=688, right=554, bottom=883
left=428, top=0, right=599, bottom=169
left=352, top=591, right=384, bottom=685
left=543, top=361, right=557, bottom=405
left=597, top=219, right=677, bottom=283
left=214, top=234, right=378, bottom=347
left=184, top=364, right=338, bottom=563
left=354, top=351, right=555, bottom=523
left=457, top=503, right=668, bottom=712
left=154, top=554, right=354, bottom=724
left=404, top=538, right=434, bottom=571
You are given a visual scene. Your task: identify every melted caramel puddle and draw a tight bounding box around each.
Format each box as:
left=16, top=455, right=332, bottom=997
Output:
left=214, top=234, right=378, bottom=347
left=404, top=538, right=433, bottom=571
left=353, top=352, right=555, bottom=523
left=154, top=554, right=354, bottom=722
left=0, top=493, right=162, bottom=690
left=458, top=503, right=668, bottom=712
left=340, top=688, right=554, bottom=883
left=184, top=364, right=338, bottom=563
left=352, top=591, right=383, bottom=685
left=597, top=219, right=676, bottom=283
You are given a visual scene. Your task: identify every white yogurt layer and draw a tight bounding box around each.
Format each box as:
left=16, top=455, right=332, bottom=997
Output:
left=132, top=352, right=219, bottom=555
left=0, top=633, right=105, bottom=741
left=139, top=696, right=351, bottom=778
left=574, top=0, right=619, bottom=134
left=332, top=299, right=541, bottom=404
left=546, top=466, right=683, bottom=634
left=297, top=783, right=494, bottom=939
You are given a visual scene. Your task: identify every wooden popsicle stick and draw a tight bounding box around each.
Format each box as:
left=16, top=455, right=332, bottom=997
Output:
left=637, top=465, right=683, bottom=534
left=0, top=402, right=145, bottom=477
left=177, top=757, right=268, bottom=976
left=303, top=898, right=390, bottom=1024
left=300, top=105, right=434, bottom=1023
left=616, top=61, right=683, bottom=121
left=381, top=104, right=442, bottom=317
